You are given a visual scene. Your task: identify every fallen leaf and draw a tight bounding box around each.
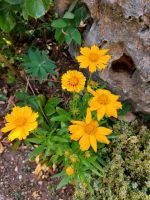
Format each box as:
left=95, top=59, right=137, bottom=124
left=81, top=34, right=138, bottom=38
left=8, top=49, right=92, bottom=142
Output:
left=32, top=191, right=40, bottom=199
left=0, top=142, right=4, bottom=154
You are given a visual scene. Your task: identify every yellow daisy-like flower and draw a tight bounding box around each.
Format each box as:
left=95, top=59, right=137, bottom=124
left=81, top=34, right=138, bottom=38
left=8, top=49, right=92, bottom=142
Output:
left=1, top=106, right=38, bottom=141
left=87, top=86, right=122, bottom=120
left=61, top=70, right=86, bottom=93
left=76, top=45, right=111, bottom=73
left=69, top=108, right=112, bottom=152
left=66, top=166, right=74, bottom=176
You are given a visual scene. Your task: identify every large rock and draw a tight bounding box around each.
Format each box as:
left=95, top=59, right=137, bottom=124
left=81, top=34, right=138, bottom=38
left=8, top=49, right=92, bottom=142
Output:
left=83, top=0, right=150, bottom=113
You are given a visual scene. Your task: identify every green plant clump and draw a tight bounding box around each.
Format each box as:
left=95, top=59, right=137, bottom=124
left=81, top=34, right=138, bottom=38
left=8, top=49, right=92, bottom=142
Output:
left=74, top=121, right=150, bottom=200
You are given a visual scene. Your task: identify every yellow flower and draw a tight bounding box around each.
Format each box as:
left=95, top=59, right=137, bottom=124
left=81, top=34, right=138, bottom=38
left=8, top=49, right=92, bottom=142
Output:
left=1, top=106, right=38, bottom=141
left=66, top=166, right=74, bottom=176
left=87, top=86, right=122, bottom=120
left=61, top=70, right=86, bottom=93
left=69, top=108, right=112, bottom=152
left=76, top=45, right=111, bottom=73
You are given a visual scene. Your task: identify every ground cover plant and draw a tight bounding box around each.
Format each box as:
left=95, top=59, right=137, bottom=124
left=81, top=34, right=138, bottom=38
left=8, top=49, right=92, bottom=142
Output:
left=0, top=0, right=149, bottom=199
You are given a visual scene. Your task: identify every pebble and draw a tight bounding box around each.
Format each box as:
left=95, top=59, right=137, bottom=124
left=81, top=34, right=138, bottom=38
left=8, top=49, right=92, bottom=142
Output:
left=14, top=166, right=18, bottom=172
left=18, top=175, right=22, bottom=180
left=38, top=181, right=43, bottom=186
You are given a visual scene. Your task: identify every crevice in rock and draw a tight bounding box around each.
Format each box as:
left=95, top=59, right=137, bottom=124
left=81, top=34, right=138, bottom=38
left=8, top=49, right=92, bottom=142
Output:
left=111, top=54, right=135, bottom=74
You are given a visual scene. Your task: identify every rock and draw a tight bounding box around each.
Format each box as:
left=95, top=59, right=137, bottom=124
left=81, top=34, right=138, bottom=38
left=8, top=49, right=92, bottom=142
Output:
left=118, top=112, right=136, bottom=122
left=83, top=0, right=150, bottom=113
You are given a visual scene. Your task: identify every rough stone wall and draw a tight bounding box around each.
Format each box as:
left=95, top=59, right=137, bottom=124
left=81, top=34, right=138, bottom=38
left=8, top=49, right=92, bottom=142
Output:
left=84, top=0, right=150, bottom=113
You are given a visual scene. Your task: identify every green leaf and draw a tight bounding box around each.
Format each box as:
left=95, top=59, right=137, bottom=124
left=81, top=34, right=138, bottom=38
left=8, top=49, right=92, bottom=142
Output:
left=52, top=136, right=69, bottom=143
left=26, top=138, right=43, bottom=144
left=73, top=6, right=89, bottom=27
left=65, top=27, right=81, bottom=45
left=79, top=173, right=94, bottom=194
left=52, top=171, right=64, bottom=178
left=28, top=144, right=45, bottom=160
left=51, top=115, right=70, bottom=122
left=118, top=101, right=132, bottom=116
left=46, top=97, right=60, bottom=107
left=25, top=0, right=46, bottom=18
left=0, top=11, right=16, bottom=32
left=5, top=0, right=23, bottom=5
left=56, top=176, right=69, bottom=190
left=51, top=19, right=67, bottom=28
left=63, top=12, right=74, bottom=19
left=22, top=48, right=56, bottom=82
left=91, top=161, right=104, bottom=173
left=56, top=107, right=70, bottom=116
left=44, top=97, right=60, bottom=116
left=0, top=94, right=7, bottom=101
left=37, top=95, right=46, bottom=107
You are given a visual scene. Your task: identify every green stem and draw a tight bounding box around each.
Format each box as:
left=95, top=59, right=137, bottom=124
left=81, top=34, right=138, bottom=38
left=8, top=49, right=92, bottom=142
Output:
left=72, top=92, right=77, bottom=117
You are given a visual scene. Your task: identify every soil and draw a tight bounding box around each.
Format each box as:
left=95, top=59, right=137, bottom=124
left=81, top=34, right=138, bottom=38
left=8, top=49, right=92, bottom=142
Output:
left=0, top=144, right=74, bottom=200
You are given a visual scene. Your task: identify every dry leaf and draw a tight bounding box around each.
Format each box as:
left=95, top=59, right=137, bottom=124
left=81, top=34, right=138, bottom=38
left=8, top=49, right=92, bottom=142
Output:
left=33, top=164, right=43, bottom=178
left=0, top=143, right=4, bottom=154
left=33, top=163, right=48, bottom=179
left=32, top=191, right=40, bottom=199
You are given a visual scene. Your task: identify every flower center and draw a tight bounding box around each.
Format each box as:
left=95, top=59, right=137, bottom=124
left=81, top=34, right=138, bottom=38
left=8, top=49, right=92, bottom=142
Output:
left=89, top=53, right=99, bottom=62
left=84, top=121, right=97, bottom=134
left=98, top=94, right=109, bottom=105
left=69, top=77, right=78, bottom=86
left=15, top=117, right=26, bottom=126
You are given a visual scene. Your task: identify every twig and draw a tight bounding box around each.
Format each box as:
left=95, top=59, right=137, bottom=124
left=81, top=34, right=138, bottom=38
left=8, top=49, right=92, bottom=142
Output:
left=25, top=76, right=35, bottom=95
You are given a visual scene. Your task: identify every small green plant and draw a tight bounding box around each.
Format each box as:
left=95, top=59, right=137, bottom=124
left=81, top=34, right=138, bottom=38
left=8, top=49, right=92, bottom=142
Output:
left=0, top=0, right=54, bottom=32
left=22, top=47, right=57, bottom=82
left=51, top=4, right=89, bottom=45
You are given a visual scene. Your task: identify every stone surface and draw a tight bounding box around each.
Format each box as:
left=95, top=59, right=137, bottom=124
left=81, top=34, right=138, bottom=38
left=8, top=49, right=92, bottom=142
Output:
left=83, top=0, right=150, bottom=113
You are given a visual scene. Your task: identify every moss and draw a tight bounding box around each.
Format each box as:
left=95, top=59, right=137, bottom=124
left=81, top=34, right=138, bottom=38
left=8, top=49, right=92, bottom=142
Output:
left=73, top=121, right=150, bottom=200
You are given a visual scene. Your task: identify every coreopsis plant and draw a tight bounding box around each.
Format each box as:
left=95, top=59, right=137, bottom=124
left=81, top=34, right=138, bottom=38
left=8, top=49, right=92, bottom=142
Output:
left=1, top=45, right=122, bottom=193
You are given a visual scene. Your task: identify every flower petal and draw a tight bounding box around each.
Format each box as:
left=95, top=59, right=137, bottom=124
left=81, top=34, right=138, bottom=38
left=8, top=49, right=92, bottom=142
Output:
left=70, top=120, right=85, bottom=126
left=91, top=45, right=100, bottom=52
left=96, top=134, right=110, bottom=144
left=69, top=125, right=84, bottom=141
left=106, top=105, right=118, bottom=118
left=85, top=108, right=92, bottom=124
left=79, top=134, right=90, bottom=151
left=24, top=121, right=38, bottom=132
left=90, top=134, right=97, bottom=152
left=8, top=127, right=26, bottom=141
left=96, top=127, right=112, bottom=136
left=97, top=106, right=105, bottom=120
left=89, top=63, right=96, bottom=72
left=88, top=98, right=101, bottom=111
left=1, top=123, right=16, bottom=133
left=80, top=47, right=90, bottom=56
